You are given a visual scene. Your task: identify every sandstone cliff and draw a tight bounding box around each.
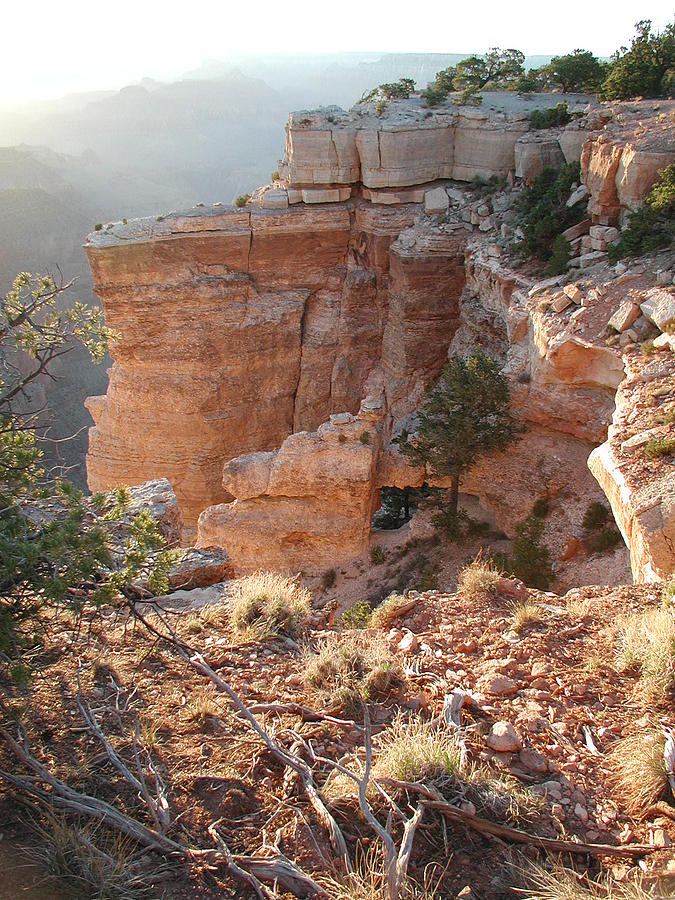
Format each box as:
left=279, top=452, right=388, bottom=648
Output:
left=85, top=97, right=675, bottom=580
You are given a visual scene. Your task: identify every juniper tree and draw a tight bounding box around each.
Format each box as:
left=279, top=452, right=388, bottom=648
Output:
left=397, top=352, right=518, bottom=519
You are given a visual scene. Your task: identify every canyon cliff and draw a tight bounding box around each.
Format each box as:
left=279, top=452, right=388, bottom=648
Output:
left=84, top=96, right=675, bottom=582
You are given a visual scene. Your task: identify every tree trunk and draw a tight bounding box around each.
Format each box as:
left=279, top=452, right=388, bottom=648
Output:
left=449, top=471, right=460, bottom=517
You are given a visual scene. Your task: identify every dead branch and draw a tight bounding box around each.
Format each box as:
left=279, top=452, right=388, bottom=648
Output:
left=186, top=651, right=352, bottom=874
left=376, top=778, right=656, bottom=859
left=248, top=701, right=354, bottom=726
left=208, top=823, right=274, bottom=900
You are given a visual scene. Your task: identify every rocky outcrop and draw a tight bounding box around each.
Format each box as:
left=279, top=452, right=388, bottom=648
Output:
left=85, top=203, right=436, bottom=524
left=580, top=101, right=675, bottom=224
left=197, top=402, right=384, bottom=571
left=85, top=97, right=674, bottom=581
left=589, top=349, right=675, bottom=582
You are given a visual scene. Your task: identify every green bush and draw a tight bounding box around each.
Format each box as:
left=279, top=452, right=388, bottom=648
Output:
left=513, top=161, right=586, bottom=261
left=470, top=174, right=507, bottom=199
left=583, top=501, right=611, bottom=530
left=94, top=223, right=103, bottom=231
left=608, top=164, right=675, bottom=262
left=601, top=19, right=675, bottom=100
left=496, top=509, right=553, bottom=590
left=234, top=193, right=251, bottom=208
left=369, top=544, right=386, bottom=565
left=645, top=436, right=675, bottom=459
left=322, top=568, right=336, bottom=590
left=360, top=78, right=416, bottom=104
left=271, top=170, right=280, bottom=180
left=359, top=430, right=371, bottom=445
left=545, top=235, right=571, bottom=275
left=590, top=526, right=623, bottom=553
left=529, top=102, right=571, bottom=130
left=340, top=600, right=372, bottom=628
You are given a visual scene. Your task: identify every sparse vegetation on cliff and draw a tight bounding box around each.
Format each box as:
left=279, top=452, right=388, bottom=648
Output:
left=608, top=163, right=675, bottom=261
left=234, top=193, right=251, bottom=207
left=528, top=102, right=571, bottom=130
left=513, top=161, right=586, bottom=262
left=397, top=352, right=518, bottom=520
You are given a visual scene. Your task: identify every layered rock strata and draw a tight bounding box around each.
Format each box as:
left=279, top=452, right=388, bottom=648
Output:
left=86, top=98, right=674, bottom=579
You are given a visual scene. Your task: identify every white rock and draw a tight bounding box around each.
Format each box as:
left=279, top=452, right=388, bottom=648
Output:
left=640, top=288, right=675, bottom=331
left=424, top=187, right=450, bottom=215
left=566, top=184, right=588, bottom=208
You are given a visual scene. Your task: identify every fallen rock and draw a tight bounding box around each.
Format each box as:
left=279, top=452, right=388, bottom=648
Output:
left=608, top=301, right=641, bottom=333
left=424, top=187, right=450, bottom=215
left=640, top=288, right=675, bottom=331
left=168, top=547, right=233, bottom=591
left=481, top=674, right=518, bottom=696
left=486, top=721, right=522, bottom=753
left=519, top=748, right=548, bottom=773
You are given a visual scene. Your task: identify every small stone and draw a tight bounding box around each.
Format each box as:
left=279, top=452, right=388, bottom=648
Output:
left=397, top=631, right=418, bottom=653
left=482, top=674, right=518, bottom=695
left=201, top=742, right=212, bottom=758
left=519, top=748, right=548, bottom=773
left=424, top=187, right=450, bottom=215
left=486, top=721, right=522, bottom=753
left=563, top=283, right=583, bottom=304
left=652, top=827, right=671, bottom=848
left=551, top=292, right=573, bottom=313
left=574, top=803, right=589, bottom=824
left=608, top=301, right=640, bottom=333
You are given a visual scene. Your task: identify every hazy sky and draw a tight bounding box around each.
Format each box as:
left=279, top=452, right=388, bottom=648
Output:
left=2, top=0, right=673, bottom=104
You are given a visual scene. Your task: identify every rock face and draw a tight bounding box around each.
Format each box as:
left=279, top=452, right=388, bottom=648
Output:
left=85, top=203, right=454, bottom=525
left=580, top=101, right=675, bottom=224
left=589, top=350, right=675, bottom=582
left=85, top=97, right=674, bottom=579
left=197, top=403, right=384, bottom=571
left=280, top=106, right=530, bottom=189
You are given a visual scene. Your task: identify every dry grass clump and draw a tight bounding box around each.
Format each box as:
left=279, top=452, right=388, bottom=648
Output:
left=370, top=592, right=411, bottom=627
left=372, top=714, right=462, bottom=783
left=34, top=815, right=155, bottom=899
left=615, top=608, right=675, bottom=700
left=521, top=861, right=671, bottom=899
left=320, top=846, right=438, bottom=899
left=230, top=571, right=311, bottom=639
left=511, top=599, right=545, bottom=630
left=457, top=553, right=502, bottom=600
left=303, top=633, right=400, bottom=711
left=605, top=729, right=666, bottom=815
left=183, top=687, right=219, bottom=725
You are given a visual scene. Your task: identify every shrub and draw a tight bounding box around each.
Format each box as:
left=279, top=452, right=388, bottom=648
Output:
left=369, top=544, right=386, bottom=565
left=229, top=571, right=311, bottom=639
left=340, top=600, right=372, bottom=628
left=582, top=500, right=610, bottom=530
left=271, top=169, right=280, bottom=180
left=601, top=19, right=675, bottom=100
left=415, top=563, right=438, bottom=592
left=372, top=715, right=462, bottom=783
left=662, top=578, right=675, bottom=605
left=606, top=730, right=667, bottom=815
left=122, top=217, right=127, bottom=224
left=94, top=223, right=103, bottom=231
left=359, top=430, right=371, bottom=444
left=513, top=161, right=586, bottom=261
left=512, top=600, right=544, bottom=630
left=608, top=163, right=675, bottom=261
left=531, top=498, right=550, bottom=519
left=645, top=435, right=675, bottom=458
left=545, top=234, right=571, bottom=276
left=458, top=553, right=502, bottom=600
left=470, top=174, right=507, bottom=199
left=528, top=102, right=571, bottom=130
left=234, top=193, right=251, bottom=208
left=302, top=633, right=400, bottom=710
left=589, top=526, right=622, bottom=553
left=616, top=607, right=675, bottom=700
left=360, top=78, right=416, bottom=105
left=371, top=592, right=410, bottom=627
left=498, top=511, right=553, bottom=589
left=322, top=568, right=336, bottom=590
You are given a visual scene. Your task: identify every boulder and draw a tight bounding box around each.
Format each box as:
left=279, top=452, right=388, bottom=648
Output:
left=608, top=301, right=641, bottom=333
left=424, top=187, right=450, bottom=215
left=486, top=721, right=522, bottom=753
left=640, top=288, right=675, bottom=332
